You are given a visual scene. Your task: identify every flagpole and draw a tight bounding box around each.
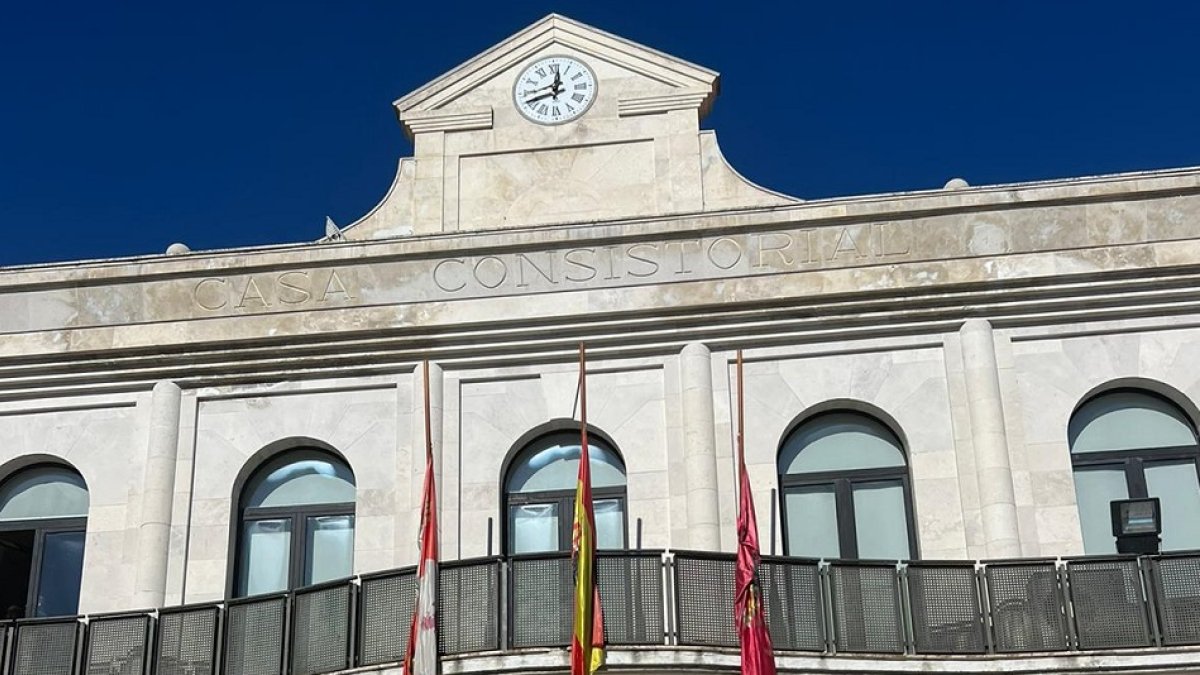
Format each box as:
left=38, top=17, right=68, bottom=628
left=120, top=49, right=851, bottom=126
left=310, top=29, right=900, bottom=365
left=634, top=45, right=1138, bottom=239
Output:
left=424, top=360, right=434, bottom=462
left=407, top=360, right=440, bottom=675
left=580, top=343, right=589, bottom=453
left=737, top=350, right=745, bottom=474
left=734, top=349, right=777, bottom=675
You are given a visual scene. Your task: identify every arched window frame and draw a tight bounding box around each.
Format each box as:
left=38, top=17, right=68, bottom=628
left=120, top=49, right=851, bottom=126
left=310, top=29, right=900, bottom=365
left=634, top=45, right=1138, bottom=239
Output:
left=0, top=462, right=89, bottom=618
left=777, top=409, right=918, bottom=561
left=501, top=424, right=629, bottom=555
left=1070, top=387, right=1200, bottom=553
left=230, top=446, right=356, bottom=598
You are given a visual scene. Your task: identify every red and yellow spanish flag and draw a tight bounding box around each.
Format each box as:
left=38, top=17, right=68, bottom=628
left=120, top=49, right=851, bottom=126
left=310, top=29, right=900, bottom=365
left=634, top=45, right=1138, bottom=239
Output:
left=571, top=343, right=605, bottom=675
left=734, top=351, right=776, bottom=675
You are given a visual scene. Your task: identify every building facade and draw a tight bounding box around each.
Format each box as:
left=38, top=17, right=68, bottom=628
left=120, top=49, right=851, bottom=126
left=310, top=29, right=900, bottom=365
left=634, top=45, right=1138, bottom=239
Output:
left=3, top=13, right=1200, bottom=675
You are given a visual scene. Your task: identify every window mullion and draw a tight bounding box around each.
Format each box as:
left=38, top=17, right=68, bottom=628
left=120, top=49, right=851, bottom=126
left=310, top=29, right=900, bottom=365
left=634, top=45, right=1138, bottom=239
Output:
left=836, top=479, right=857, bottom=558
left=1128, top=458, right=1149, bottom=498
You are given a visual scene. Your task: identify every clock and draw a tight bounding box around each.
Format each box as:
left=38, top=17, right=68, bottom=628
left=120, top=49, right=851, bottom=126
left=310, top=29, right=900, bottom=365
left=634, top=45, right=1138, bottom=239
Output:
left=513, top=56, right=597, bottom=125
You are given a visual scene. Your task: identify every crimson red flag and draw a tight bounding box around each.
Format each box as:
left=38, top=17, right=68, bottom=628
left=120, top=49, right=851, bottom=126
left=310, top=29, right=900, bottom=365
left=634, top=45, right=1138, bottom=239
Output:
left=734, top=351, right=777, bottom=675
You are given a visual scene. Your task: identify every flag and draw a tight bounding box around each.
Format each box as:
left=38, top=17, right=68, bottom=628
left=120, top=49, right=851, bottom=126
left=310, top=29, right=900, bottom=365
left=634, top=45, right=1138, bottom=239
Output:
left=571, top=343, right=605, bottom=675
left=406, top=362, right=439, bottom=675
left=734, top=351, right=777, bottom=675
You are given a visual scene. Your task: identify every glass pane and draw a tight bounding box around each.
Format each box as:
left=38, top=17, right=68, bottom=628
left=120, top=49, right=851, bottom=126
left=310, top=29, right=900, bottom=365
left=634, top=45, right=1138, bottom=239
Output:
left=0, top=530, right=34, bottom=618
left=239, top=518, right=292, bottom=596
left=780, top=412, right=906, bottom=475
left=852, top=480, right=911, bottom=560
left=594, top=499, right=625, bottom=549
left=1146, top=460, right=1200, bottom=551
left=784, top=484, right=840, bottom=559
left=35, top=530, right=85, bottom=617
left=509, top=503, right=559, bottom=554
left=1070, top=390, right=1196, bottom=453
left=1073, top=465, right=1129, bottom=554
left=506, top=432, right=625, bottom=493
left=0, top=467, right=89, bottom=521
left=304, top=515, right=355, bottom=585
left=245, top=450, right=355, bottom=508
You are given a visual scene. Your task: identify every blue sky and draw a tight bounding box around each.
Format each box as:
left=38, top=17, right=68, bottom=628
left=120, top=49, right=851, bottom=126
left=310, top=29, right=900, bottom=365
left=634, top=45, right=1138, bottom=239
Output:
left=1, top=2, right=1198, bottom=266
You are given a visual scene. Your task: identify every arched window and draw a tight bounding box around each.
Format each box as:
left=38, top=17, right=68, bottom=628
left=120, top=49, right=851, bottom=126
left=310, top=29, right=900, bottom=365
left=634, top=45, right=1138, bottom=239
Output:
left=504, top=430, right=627, bottom=555
left=778, top=411, right=916, bottom=560
left=1070, top=389, right=1200, bottom=554
left=233, top=449, right=355, bottom=597
left=0, top=464, right=89, bottom=618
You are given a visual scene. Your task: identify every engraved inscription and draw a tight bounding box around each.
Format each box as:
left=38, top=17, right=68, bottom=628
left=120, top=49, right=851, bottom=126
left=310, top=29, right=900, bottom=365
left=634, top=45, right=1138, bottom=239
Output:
left=193, top=269, right=356, bottom=312
left=430, top=223, right=913, bottom=295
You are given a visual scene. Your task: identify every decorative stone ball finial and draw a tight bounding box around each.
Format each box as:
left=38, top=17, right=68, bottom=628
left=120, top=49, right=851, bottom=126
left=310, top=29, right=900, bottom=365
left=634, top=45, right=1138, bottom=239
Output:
left=944, top=178, right=970, bottom=190
left=165, top=243, right=191, bottom=256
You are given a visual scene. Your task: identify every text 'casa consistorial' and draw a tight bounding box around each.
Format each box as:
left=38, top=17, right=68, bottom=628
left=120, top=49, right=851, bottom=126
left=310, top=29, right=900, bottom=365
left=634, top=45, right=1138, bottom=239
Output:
left=430, top=222, right=912, bottom=294
left=193, top=269, right=356, bottom=312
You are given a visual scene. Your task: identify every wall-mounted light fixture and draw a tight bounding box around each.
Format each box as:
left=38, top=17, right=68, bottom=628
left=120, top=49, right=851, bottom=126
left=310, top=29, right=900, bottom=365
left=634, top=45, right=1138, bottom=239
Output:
left=1111, top=497, right=1161, bottom=555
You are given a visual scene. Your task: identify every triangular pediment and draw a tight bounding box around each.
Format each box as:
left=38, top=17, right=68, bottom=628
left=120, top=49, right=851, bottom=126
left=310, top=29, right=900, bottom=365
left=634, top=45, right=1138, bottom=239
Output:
left=394, top=13, right=719, bottom=132
left=340, top=13, right=795, bottom=241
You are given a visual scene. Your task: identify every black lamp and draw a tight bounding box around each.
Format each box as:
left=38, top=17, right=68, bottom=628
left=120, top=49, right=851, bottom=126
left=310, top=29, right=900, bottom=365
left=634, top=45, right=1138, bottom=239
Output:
left=1110, top=497, right=1161, bottom=554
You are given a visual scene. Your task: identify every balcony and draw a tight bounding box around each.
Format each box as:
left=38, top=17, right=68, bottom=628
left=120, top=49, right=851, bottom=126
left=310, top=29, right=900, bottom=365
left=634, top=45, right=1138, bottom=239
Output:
left=6, top=550, right=1200, bottom=675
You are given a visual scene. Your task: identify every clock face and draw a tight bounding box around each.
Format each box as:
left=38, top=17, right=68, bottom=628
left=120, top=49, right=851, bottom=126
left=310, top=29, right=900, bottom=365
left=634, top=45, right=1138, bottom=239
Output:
left=513, top=56, right=597, bottom=125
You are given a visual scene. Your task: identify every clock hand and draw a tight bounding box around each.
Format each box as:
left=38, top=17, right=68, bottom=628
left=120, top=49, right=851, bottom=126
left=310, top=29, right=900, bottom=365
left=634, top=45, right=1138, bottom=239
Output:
left=524, top=91, right=556, bottom=105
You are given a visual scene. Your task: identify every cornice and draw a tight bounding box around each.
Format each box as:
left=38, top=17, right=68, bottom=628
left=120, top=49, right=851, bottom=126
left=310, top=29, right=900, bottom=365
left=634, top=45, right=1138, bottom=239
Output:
left=2, top=165, right=1199, bottom=289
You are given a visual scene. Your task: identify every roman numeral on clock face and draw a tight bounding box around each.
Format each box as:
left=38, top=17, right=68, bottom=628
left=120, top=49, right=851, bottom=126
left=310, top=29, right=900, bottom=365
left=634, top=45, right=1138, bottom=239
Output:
left=572, top=93, right=585, bottom=103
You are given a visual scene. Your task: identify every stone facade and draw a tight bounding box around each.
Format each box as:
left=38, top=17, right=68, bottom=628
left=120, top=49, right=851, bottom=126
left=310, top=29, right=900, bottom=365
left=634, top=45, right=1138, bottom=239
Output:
left=3, top=13, right=1200, bottom=674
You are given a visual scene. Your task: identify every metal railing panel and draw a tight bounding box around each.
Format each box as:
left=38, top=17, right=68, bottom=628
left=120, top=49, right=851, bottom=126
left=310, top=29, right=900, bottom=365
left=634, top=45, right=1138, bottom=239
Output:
left=597, top=552, right=664, bottom=646
left=509, top=555, right=573, bottom=648
left=759, top=557, right=823, bottom=652
left=439, top=558, right=501, bottom=654
left=155, top=605, right=219, bottom=675
left=290, top=581, right=352, bottom=675
left=0, top=621, right=10, bottom=675
left=223, top=594, right=286, bottom=675
left=12, top=618, right=80, bottom=675
left=672, top=553, right=737, bottom=648
left=83, top=613, right=150, bottom=675
left=984, top=561, right=1068, bottom=653
left=905, top=563, right=986, bottom=654
left=1149, top=554, right=1200, bottom=646
left=1066, top=557, right=1152, bottom=649
left=828, top=562, right=904, bottom=654
left=357, top=567, right=416, bottom=666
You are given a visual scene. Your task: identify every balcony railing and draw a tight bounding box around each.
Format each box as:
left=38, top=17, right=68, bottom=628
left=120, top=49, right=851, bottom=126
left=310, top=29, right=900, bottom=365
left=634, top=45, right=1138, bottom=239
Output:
left=6, top=550, right=1200, bottom=675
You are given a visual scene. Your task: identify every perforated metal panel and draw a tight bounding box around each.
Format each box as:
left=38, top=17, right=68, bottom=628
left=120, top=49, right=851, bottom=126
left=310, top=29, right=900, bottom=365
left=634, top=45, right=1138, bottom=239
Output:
left=509, top=556, right=573, bottom=648
left=439, top=560, right=500, bottom=654
left=596, top=553, right=664, bottom=645
left=155, top=607, right=218, bottom=675
left=906, top=564, right=985, bottom=654
left=13, top=620, right=79, bottom=675
left=1067, top=558, right=1151, bottom=649
left=291, top=584, right=351, bottom=675
left=84, top=615, right=149, bottom=675
left=673, top=555, right=737, bottom=647
left=1150, top=555, right=1200, bottom=645
left=758, top=559, right=823, bottom=652
left=223, top=596, right=285, bottom=675
left=358, top=570, right=416, bottom=666
left=0, top=622, right=10, bottom=675
left=829, top=563, right=903, bottom=653
left=985, top=562, right=1067, bottom=652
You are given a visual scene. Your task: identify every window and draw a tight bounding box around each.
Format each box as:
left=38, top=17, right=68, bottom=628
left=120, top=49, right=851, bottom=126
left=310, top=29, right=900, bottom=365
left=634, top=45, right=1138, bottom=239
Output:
left=779, top=411, right=915, bottom=560
left=1070, top=389, right=1200, bottom=554
left=504, top=430, right=627, bottom=555
left=0, top=464, right=89, bottom=618
left=233, top=449, right=355, bottom=597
